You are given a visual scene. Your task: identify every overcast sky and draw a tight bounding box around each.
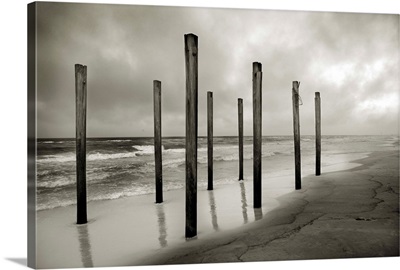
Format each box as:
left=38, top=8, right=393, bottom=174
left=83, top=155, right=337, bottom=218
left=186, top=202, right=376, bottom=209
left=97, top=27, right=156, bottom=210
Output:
left=36, top=2, right=399, bottom=138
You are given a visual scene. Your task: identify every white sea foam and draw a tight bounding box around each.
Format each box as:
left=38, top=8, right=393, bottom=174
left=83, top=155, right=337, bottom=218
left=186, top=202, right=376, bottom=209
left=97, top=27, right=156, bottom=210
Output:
left=39, top=141, right=65, bottom=144
left=164, top=148, right=185, bottom=153
left=37, top=178, right=75, bottom=188
left=197, top=151, right=276, bottom=163
left=88, top=152, right=138, bottom=161
left=147, top=158, right=186, bottom=168
left=38, top=151, right=138, bottom=163
left=132, top=145, right=157, bottom=155
left=38, top=184, right=180, bottom=210
left=38, top=154, right=76, bottom=163
left=133, top=145, right=190, bottom=155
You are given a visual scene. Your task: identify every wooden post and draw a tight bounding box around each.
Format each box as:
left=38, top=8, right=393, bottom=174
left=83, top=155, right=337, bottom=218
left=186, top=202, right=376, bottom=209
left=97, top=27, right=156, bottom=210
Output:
left=75, top=64, right=87, bottom=224
left=207, top=91, right=213, bottom=190
left=315, top=92, right=321, bottom=176
left=253, top=62, right=262, bottom=208
left=184, top=33, right=198, bottom=238
left=154, top=80, right=163, bottom=203
left=292, top=81, right=301, bottom=190
left=238, top=98, right=244, bottom=180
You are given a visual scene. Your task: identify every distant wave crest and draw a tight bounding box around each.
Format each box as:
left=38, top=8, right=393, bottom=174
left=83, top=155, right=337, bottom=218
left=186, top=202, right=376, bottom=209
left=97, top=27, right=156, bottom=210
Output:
left=38, top=151, right=138, bottom=163
left=133, top=145, right=187, bottom=155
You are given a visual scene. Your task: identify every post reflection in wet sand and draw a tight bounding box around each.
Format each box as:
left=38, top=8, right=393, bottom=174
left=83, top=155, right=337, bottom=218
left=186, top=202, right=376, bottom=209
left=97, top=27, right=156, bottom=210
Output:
left=253, top=207, right=263, bottom=221
left=77, top=224, right=94, bottom=268
left=239, top=181, right=248, bottom=224
left=156, top=203, right=168, bottom=248
left=208, top=190, right=219, bottom=231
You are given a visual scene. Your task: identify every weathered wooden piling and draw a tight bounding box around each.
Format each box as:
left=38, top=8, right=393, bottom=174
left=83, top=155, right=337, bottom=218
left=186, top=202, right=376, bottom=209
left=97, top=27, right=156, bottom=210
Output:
left=253, top=62, right=262, bottom=208
left=315, top=92, right=321, bottom=176
left=184, top=33, right=198, bottom=238
left=207, top=91, right=213, bottom=190
left=238, top=98, right=244, bottom=180
left=154, top=80, right=163, bottom=203
left=75, top=64, right=87, bottom=224
left=292, top=81, right=301, bottom=190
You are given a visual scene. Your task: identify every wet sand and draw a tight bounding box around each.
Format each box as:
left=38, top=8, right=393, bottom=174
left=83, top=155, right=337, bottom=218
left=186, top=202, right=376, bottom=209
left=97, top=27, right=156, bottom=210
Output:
left=37, top=168, right=292, bottom=268
left=138, top=150, right=399, bottom=265
left=36, top=149, right=398, bottom=268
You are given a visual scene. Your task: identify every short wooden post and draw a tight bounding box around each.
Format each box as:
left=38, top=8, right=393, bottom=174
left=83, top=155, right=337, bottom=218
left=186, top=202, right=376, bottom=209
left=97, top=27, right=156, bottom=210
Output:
left=292, top=81, right=301, bottom=190
left=238, top=98, right=244, bottom=180
left=154, top=80, right=163, bottom=203
left=184, top=33, right=198, bottom=238
left=207, top=91, right=213, bottom=190
left=315, top=92, right=321, bottom=176
left=253, top=62, right=262, bottom=208
left=75, top=64, right=87, bottom=224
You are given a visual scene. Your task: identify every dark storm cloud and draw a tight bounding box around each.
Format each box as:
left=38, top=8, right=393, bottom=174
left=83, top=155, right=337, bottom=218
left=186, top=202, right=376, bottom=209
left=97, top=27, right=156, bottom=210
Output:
left=36, top=3, right=398, bottom=138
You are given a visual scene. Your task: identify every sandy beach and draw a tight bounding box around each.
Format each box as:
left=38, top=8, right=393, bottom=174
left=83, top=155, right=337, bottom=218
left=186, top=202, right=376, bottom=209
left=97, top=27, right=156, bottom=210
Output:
left=36, top=140, right=398, bottom=269
left=139, top=150, right=399, bottom=265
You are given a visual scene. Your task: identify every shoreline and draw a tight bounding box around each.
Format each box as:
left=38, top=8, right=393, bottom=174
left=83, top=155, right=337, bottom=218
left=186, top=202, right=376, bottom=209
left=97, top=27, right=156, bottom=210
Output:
left=137, top=150, right=399, bottom=265
left=36, top=149, right=398, bottom=268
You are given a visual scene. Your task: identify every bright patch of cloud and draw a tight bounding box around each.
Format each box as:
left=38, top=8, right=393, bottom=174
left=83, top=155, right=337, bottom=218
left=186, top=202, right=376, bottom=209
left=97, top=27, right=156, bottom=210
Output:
left=362, top=59, right=386, bottom=82
left=321, top=62, right=356, bottom=87
left=356, top=92, right=399, bottom=114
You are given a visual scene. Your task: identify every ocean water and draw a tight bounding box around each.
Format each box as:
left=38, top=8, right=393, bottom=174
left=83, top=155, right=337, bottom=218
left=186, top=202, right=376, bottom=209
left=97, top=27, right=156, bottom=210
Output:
left=36, top=135, right=398, bottom=211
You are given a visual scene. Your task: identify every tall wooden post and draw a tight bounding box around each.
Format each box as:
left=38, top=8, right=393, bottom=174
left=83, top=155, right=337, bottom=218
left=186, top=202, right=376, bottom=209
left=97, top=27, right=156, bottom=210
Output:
left=207, top=91, right=213, bottom=190
left=292, top=81, right=301, bottom=190
left=238, top=98, right=244, bottom=180
left=253, top=62, right=262, bottom=208
left=184, top=33, right=198, bottom=238
left=75, top=64, right=87, bottom=224
left=154, top=80, right=163, bottom=203
left=315, top=92, right=321, bottom=176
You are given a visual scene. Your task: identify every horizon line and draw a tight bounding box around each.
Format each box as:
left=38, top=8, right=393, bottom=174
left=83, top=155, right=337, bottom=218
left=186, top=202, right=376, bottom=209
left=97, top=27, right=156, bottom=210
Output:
left=36, top=134, right=398, bottom=140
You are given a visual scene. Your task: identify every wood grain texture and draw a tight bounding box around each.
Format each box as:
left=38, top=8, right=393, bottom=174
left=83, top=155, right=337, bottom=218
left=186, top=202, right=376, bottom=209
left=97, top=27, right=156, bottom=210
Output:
left=292, top=81, right=301, bottom=190
left=28, top=3, right=37, bottom=267
left=207, top=91, right=213, bottom=190
left=184, top=33, right=198, bottom=238
left=154, top=80, right=163, bottom=203
left=315, top=92, right=321, bottom=176
left=252, top=62, right=262, bottom=208
left=238, top=98, right=244, bottom=180
left=75, top=64, right=87, bottom=224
